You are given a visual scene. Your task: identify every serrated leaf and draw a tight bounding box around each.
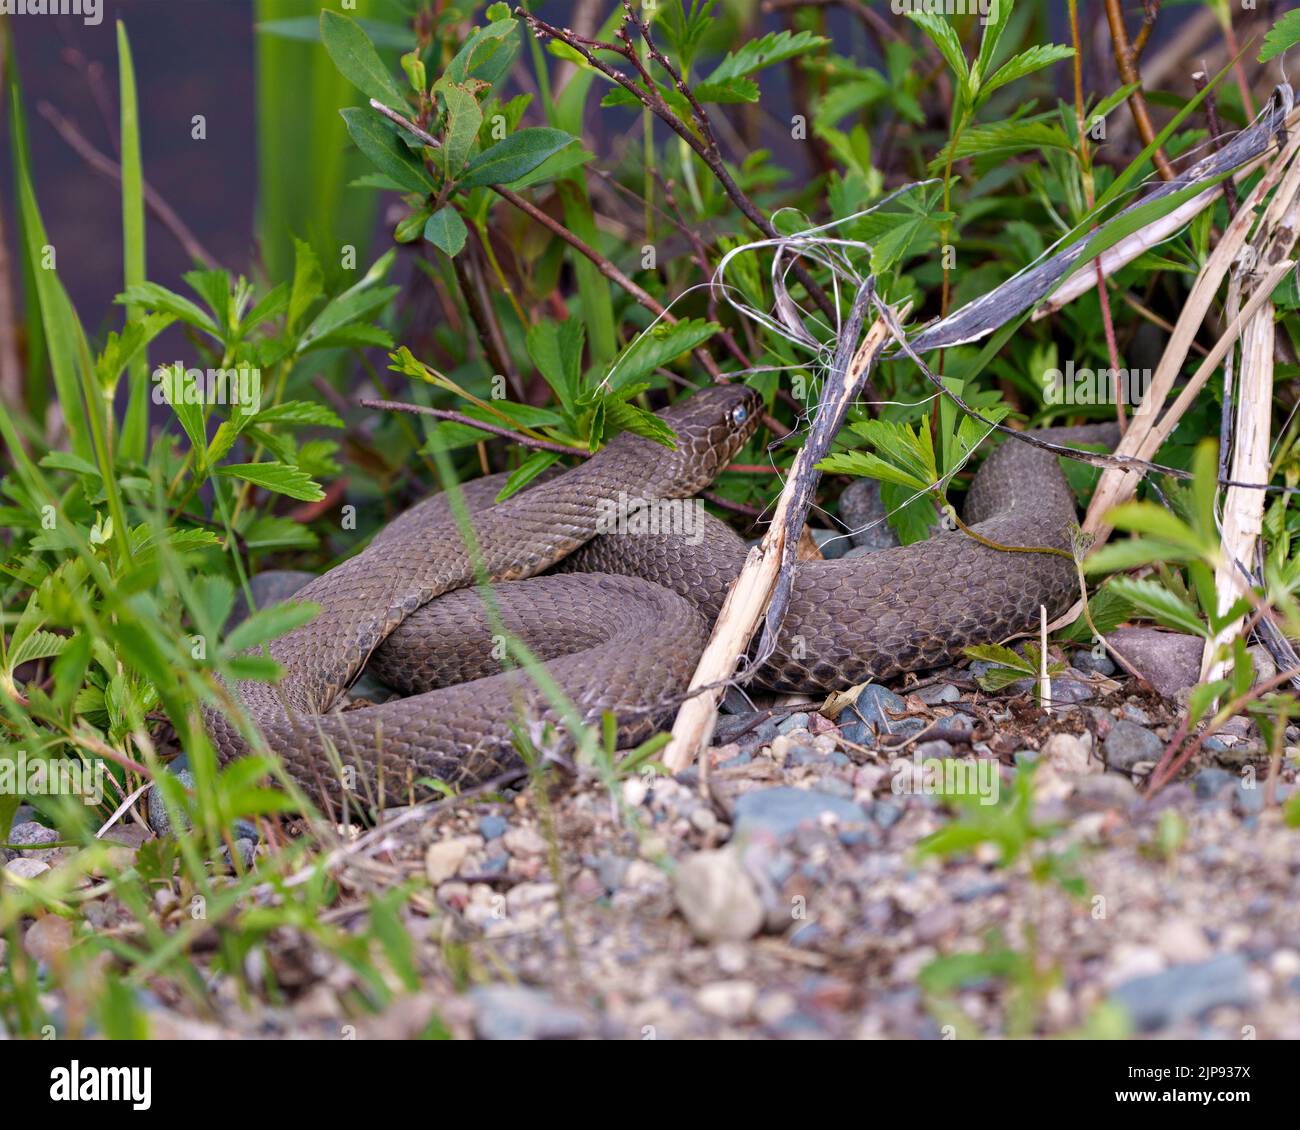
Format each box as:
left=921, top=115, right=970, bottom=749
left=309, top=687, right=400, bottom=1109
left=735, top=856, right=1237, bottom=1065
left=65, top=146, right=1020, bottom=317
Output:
left=1261, top=10, right=1300, bottom=61
left=119, top=283, right=220, bottom=338
left=906, top=11, right=970, bottom=98
left=458, top=127, right=577, bottom=189
left=1107, top=577, right=1206, bottom=637
left=215, top=462, right=325, bottom=502
left=605, top=399, right=677, bottom=449
left=526, top=319, right=584, bottom=414
left=320, top=9, right=409, bottom=109
left=8, top=629, right=68, bottom=671
left=705, top=29, right=829, bottom=84
left=605, top=319, right=719, bottom=391
left=981, top=44, right=1075, bottom=97
left=252, top=401, right=344, bottom=429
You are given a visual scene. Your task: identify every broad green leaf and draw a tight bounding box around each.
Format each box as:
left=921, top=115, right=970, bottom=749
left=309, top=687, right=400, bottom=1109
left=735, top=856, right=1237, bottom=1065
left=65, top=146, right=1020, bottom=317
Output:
left=120, top=282, right=221, bottom=338
left=458, top=127, right=576, bottom=188
left=424, top=207, right=468, bottom=256
left=320, top=9, right=408, bottom=109
left=605, top=399, right=677, bottom=449
left=526, top=319, right=584, bottom=413
left=440, top=83, right=482, bottom=177
left=339, top=107, right=436, bottom=195
left=287, top=237, right=323, bottom=333
left=605, top=319, right=719, bottom=391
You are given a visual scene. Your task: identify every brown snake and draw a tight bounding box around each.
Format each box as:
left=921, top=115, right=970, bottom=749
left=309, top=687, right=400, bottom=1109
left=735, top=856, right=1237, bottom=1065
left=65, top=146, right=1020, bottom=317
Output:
left=205, top=385, right=1113, bottom=800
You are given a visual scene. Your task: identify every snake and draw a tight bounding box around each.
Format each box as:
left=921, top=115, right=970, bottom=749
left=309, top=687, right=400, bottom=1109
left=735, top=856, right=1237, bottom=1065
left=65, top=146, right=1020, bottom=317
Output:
left=204, top=385, right=1113, bottom=800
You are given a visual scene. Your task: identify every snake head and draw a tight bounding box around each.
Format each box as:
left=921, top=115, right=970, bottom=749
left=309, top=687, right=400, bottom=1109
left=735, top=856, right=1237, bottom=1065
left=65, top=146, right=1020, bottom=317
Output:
left=649, top=384, right=763, bottom=493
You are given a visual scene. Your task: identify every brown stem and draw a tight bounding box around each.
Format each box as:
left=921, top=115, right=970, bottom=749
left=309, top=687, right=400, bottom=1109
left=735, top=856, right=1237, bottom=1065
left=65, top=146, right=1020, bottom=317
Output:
left=360, top=398, right=587, bottom=457
left=37, top=102, right=220, bottom=268
left=1192, top=69, right=1240, bottom=217
left=517, top=7, right=839, bottom=325
left=1102, top=0, right=1175, bottom=182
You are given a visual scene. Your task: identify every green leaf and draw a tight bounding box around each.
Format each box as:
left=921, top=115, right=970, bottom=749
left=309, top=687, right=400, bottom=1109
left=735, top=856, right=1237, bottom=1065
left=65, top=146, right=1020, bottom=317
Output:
left=224, top=600, right=321, bottom=655
left=704, top=29, right=829, bottom=84
left=981, top=44, right=1075, bottom=98
left=507, top=142, right=593, bottom=190
left=930, top=119, right=1073, bottom=168
left=526, top=319, right=584, bottom=414
left=605, top=399, right=677, bottom=449
left=440, top=82, right=483, bottom=177
left=1261, top=10, right=1300, bottom=61
left=605, top=319, right=719, bottom=391
left=445, top=18, right=520, bottom=86
left=339, top=107, right=436, bottom=195
left=119, top=282, right=220, bottom=338
left=457, top=127, right=576, bottom=189
left=215, top=462, right=325, bottom=502
left=906, top=11, right=970, bottom=99
left=287, top=238, right=323, bottom=333
left=1106, top=577, right=1207, bottom=637
left=424, top=207, right=468, bottom=257
left=258, top=16, right=416, bottom=51
left=117, top=20, right=149, bottom=464
left=494, top=451, right=561, bottom=503
left=319, top=9, right=409, bottom=109
left=251, top=401, right=343, bottom=429
left=973, top=0, right=1014, bottom=87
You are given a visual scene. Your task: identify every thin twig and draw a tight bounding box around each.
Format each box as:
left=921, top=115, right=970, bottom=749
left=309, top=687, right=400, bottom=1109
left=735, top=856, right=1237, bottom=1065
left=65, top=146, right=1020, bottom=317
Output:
left=1102, top=0, right=1175, bottom=182
left=37, top=102, right=220, bottom=268
left=361, top=398, right=587, bottom=457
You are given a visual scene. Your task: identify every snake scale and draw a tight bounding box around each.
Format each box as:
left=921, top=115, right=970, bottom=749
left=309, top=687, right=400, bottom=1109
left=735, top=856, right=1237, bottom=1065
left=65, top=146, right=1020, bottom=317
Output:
left=204, top=385, right=1114, bottom=799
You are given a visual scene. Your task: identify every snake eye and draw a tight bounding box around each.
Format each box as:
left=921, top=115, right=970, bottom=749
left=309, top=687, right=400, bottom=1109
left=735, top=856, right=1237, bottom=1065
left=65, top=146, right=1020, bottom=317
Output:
left=730, top=404, right=749, bottom=426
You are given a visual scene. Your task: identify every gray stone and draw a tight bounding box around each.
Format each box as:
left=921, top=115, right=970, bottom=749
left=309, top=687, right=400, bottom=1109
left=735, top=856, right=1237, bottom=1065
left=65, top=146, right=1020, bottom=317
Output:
left=732, top=787, right=869, bottom=841
left=838, top=478, right=900, bottom=552
left=148, top=766, right=257, bottom=841
left=1073, top=649, right=1116, bottom=676
left=470, top=985, right=589, bottom=1040
left=915, top=740, right=955, bottom=760
left=810, top=528, right=854, bottom=560
left=477, top=814, right=508, bottom=840
left=1105, top=627, right=1202, bottom=698
left=672, top=849, right=765, bottom=942
left=1109, top=953, right=1254, bottom=1031
left=7, top=822, right=60, bottom=863
left=917, top=683, right=961, bottom=705
left=776, top=712, right=811, bottom=735
left=1192, top=768, right=1237, bottom=799
left=1103, top=720, right=1163, bottom=771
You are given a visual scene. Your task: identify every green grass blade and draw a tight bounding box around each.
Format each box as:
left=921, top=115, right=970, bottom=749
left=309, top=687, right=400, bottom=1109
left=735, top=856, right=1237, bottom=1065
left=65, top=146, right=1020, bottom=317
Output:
left=3, top=30, right=47, bottom=419
left=9, top=96, right=92, bottom=463
left=117, top=20, right=148, bottom=464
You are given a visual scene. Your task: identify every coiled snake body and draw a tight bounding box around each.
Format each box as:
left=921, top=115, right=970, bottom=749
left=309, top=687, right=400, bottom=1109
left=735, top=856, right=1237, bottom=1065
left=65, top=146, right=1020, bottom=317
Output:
left=205, top=386, right=1110, bottom=798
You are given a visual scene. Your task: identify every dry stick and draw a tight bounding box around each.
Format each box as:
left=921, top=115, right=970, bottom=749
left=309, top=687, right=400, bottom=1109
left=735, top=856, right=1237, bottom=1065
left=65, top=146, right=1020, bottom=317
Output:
left=1201, top=155, right=1300, bottom=681
left=1031, top=110, right=1299, bottom=318
left=662, top=288, right=894, bottom=775
left=1084, top=126, right=1300, bottom=542
left=37, top=102, right=220, bottom=269
left=1103, top=0, right=1175, bottom=182
left=1201, top=292, right=1275, bottom=683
